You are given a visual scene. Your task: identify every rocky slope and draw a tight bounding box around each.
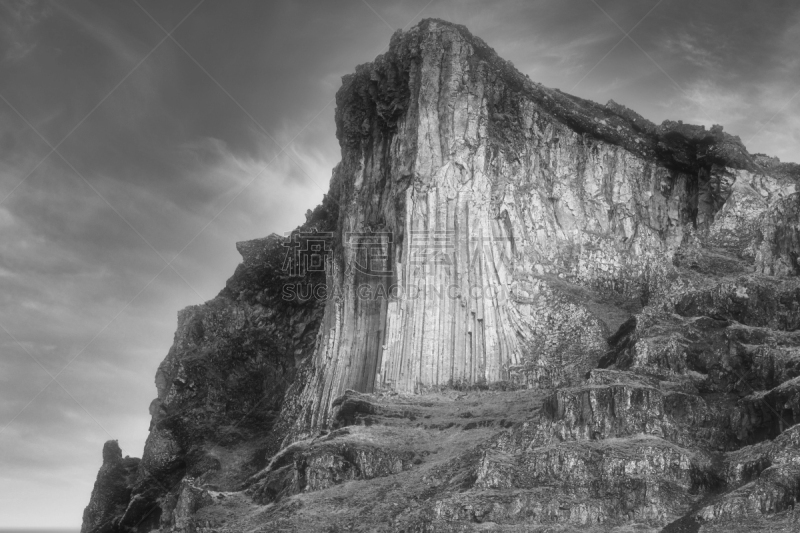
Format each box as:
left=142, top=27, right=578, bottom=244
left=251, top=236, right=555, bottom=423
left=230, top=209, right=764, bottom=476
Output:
left=82, top=19, right=800, bottom=532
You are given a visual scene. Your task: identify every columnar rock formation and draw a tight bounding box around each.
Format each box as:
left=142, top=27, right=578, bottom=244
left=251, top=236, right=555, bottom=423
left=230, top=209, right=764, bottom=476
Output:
left=289, top=20, right=762, bottom=432
left=82, top=19, right=800, bottom=533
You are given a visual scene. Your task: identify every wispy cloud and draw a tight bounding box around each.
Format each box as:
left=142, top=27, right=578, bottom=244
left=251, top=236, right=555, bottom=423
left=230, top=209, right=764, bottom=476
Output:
left=661, top=27, right=722, bottom=70
left=50, top=2, right=148, bottom=67
left=664, top=79, right=750, bottom=125
left=0, top=0, right=49, bottom=62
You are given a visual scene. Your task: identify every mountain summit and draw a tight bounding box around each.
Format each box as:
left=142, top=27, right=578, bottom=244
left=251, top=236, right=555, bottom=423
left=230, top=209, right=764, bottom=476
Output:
left=82, top=19, right=800, bottom=532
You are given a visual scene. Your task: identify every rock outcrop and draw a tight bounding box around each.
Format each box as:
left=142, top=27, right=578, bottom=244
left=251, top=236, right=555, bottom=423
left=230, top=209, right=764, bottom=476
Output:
left=82, top=19, right=800, bottom=532
left=81, top=441, right=140, bottom=533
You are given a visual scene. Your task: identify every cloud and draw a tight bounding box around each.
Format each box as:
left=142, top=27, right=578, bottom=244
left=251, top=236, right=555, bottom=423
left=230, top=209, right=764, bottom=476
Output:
left=665, top=79, right=750, bottom=125
left=744, top=86, right=800, bottom=163
left=661, top=28, right=721, bottom=70
left=0, top=0, right=49, bottom=62
left=775, top=13, right=800, bottom=76
left=49, top=2, right=149, bottom=67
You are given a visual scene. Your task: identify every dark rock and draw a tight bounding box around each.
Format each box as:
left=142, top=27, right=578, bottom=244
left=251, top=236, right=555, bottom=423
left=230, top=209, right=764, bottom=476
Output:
left=81, top=441, right=139, bottom=533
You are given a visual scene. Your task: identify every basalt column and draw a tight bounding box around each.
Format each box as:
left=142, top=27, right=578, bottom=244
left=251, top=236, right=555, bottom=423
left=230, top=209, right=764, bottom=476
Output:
left=292, top=20, right=692, bottom=433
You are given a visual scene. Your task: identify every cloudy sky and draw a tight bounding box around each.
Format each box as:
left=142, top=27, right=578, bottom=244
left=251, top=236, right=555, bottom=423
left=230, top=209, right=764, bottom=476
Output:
left=0, top=0, right=797, bottom=528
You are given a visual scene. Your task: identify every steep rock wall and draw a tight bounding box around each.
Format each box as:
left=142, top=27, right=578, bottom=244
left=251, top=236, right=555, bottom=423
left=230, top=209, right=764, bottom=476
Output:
left=291, top=20, right=759, bottom=433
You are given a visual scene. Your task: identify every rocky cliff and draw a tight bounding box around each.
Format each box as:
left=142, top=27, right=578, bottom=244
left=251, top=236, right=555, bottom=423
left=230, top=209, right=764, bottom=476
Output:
left=82, top=19, right=800, bottom=532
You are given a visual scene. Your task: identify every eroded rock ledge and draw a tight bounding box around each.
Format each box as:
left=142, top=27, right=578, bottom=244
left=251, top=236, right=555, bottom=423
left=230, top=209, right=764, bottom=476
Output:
left=83, top=18, right=800, bottom=533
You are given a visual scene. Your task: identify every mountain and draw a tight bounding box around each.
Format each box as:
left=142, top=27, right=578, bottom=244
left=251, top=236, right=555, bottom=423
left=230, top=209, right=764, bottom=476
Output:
left=81, top=19, right=800, bottom=532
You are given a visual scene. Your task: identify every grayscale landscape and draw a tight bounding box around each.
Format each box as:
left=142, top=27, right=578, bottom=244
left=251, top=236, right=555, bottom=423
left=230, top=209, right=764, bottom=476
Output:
left=1, top=2, right=798, bottom=532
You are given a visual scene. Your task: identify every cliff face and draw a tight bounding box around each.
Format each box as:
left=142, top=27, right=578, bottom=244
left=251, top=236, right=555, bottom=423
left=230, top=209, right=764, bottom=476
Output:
left=83, top=19, right=800, bottom=533
left=289, top=20, right=777, bottom=433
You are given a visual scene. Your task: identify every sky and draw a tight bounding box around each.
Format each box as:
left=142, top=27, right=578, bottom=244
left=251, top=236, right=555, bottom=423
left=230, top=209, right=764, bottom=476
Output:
left=0, top=0, right=798, bottom=528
